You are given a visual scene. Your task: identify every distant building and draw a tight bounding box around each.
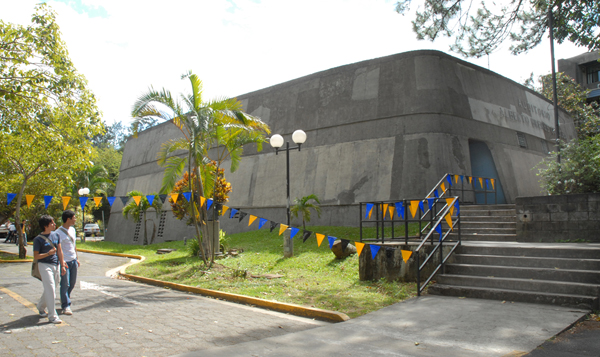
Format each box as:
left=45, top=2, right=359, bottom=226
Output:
left=558, top=52, right=600, bottom=105
left=107, top=50, right=576, bottom=244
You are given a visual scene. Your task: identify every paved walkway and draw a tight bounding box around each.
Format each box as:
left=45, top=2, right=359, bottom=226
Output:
left=0, top=242, right=591, bottom=356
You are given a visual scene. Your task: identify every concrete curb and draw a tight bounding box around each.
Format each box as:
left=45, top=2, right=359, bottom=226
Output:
left=77, top=249, right=350, bottom=323
left=0, top=250, right=33, bottom=263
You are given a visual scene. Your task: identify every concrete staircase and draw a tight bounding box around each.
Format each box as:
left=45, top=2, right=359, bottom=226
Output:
left=429, top=204, right=600, bottom=310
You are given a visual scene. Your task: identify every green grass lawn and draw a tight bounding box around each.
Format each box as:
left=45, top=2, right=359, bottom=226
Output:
left=78, top=225, right=418, bottom=318
left=0, top=252, right=33, bottom=260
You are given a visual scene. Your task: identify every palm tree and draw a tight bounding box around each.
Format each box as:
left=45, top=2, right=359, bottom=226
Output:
left=131, top=72, right=270, bottom=267
left=290, top=194, right=322, bottom=231
left=122, top=190, right=162, bottom=245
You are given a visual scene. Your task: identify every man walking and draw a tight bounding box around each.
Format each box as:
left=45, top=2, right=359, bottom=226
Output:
left=56, top=210, right=79, bottom=315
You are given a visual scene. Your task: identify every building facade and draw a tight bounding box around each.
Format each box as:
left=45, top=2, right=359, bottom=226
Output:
left=558, top=51, right=600, bottom=105
left=106, top=50, right=576, bottom=244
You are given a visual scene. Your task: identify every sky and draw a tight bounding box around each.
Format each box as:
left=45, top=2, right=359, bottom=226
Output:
left=0, top=0, right=589, bottom=126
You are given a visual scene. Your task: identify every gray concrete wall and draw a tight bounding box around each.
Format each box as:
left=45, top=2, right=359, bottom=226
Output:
left=107, top=50, right=576, bottom=244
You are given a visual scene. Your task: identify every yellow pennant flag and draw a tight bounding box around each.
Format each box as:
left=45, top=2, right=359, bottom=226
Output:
left=221, top=205, right=229, bottom=216
left=445, top=213, right=453, bottom=230
left=479, top=177, right=483, bottom=189
left=446, top=198, right=455, bottom=216
left=382, top=204, right=389, bottom=219
left=278, top=224, right=288, bottom=236
left=26, top=195, right=35, bottom=208
left=62, top=196, right=71, bottom=210
left=170, top=193, right=179, bottom=203
left=248, top=215, right=257, bottom=226
left=401, top=250, right=413, bottom=263
left=468, top=176, right=472, bottom=184
left=316, top=233, right=325, bottom=247
left=368, top=206, right=374, bottom=219
left=200, top=196, right=206, bottom=207
left=94, top=197, right=103, bottom=207
left=133, top=196, right=142, bottom=206
left=440, top=182, right=446, bottom=193
left=491, top=178, right=495, bottom=190
left=388, top=206, right=395, bottom=219
left=355, top=242, right=365, bottom=257
left=409, top=201, right=419, bottom=218
left=455, top=175, right=459, bottom=184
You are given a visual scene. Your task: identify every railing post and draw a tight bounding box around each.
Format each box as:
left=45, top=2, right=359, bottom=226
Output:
left=359, top=203, right=363, bottom=242
left=416, top=251, right=421, bottom=296
left=404, top=200, right=409, bottom=245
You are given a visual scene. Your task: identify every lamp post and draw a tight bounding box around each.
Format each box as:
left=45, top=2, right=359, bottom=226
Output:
left=78, top=187, right=89, bottom=242
left=269, top=130, right=307, bottom=226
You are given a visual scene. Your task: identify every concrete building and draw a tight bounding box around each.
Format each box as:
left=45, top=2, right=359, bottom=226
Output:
left=106, top=50, right=576, bottom=244
left=558, top=51, right=600, bottom=105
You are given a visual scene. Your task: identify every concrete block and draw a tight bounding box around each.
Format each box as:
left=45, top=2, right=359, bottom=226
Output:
left=532, top=212, right=550, bottom=221
left=567, top=221, right=581, bottom=231
left=544, top=221, right=567, bottom=231
left=568, top=211, right=589, bottom=221
left=550, top=212, right=568, bottom=221
left=547, top=195, right=568, bottom=204
left=526, top=196, right=549, bottom=205
left=588, top=193, right=600, bottom=202
left=567, top=194, right=588, bottom=203
left=547, top=204, right=563, bottom=213
left=588, top=201, right=599, bottom=212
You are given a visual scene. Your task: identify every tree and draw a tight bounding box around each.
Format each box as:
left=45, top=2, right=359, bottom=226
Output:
left=0, top=4, right=102, bottom=258
left=131, top=72, right=270, bottom=267
left=122, top=191, right=163, bottom=245
left=395, top=0, right=600, bottom=57
left=290, top=194, right=322, bottom=231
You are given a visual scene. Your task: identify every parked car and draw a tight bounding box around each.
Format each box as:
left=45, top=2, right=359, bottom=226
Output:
left=0, top=223, right=8, bottom=238
left=84, top=223, right=101, bottom=237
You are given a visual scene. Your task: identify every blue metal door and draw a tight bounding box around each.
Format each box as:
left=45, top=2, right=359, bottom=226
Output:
left=468, top=140, right=506, bottom=204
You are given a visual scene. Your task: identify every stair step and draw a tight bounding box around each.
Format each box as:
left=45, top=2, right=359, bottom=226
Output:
left=460, top=204, right=515, bottom=210
left=461, top=227, right=516, bottom=234
left=452, top=233, right=517, bottom=241
left=453, top=254, right=600, bottom=270
left=460, top=216, right=516, bottom=222
left=460, top=222, right=516, bottom=229
left=445, top=264, right=600, bottom=284
left=458, top=244, right=600, bottom=259
left=427, top=284, right=598, bottom=310
left=460, top=209, right=516, bottom=217
left=436, top=274, right=600, bottom=296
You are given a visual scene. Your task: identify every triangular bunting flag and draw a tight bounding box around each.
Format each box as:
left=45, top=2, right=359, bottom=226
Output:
left=365, top=203, right=373, bottom=219
left=230, top=208, right=238, bottom=219
left=44, top=195, right=53, bottom=209
left=146, top=195, right=155, bottom=206
left=468, top=176, right=472, bottom=184
left=159, top=194, right=168, bottom=203
left=79, top=196, right=88, bottom=210
left=446, top=198, right=455, bottom=216
left=401, top=250, right=412, bottom=263
left=327, top=236, right=336, bottom=249
left=341, top=239, right=349, bottom=252
left=62, top=196, right=71, bottom=210
left=290, top=227, right=299, bottom=239
left=258, top=218, right=268, bottom=229
left=302, top=230, right=312, bottom=243
left=221, top=205, right=229, bottom=216
left=435, top=224, right=443, bottom=241
left=418, top=201, right=424, bottom=214
left=133, top=196, right=142, bottom=206
left=94, top=196, right=103, bottom=207
left=206, top=198, right=214, bottom=211
left=440, top=182, right=446, bottom=193
left=120, top=196, right=129, bottom=206
left=460, top=175, right=464, bottom=183
left=395, top=202, right=404, bottom=219
left=445, top=213, right=453, bottom=230
left=25, top=195, right=35, bottom=208
left=434, top=189, right=439, bottom=198
left=248, top=215, right=257, bottom=226
left=7, top=193, right=16, bottom=205
left=409, top=201, right=419, bottom=218
left=278, top=224, right=288, bottom=236
left=485, top=179, right=490, bottom=190
left=316, top=233, right=325, bottom=247
left=454, top=200, right=460, bottom=216
left=238, top=211, right=247, bottom=222
left=107, top=196, right=116, bottom=206
left=491, top=178, right=495, bottom=190
left=370, top=245, right=380, bottom=260
left=446, top=176, right=452, bottom=186
left=200, top=196, right=206, bottom=207
left=170, top=193, right=179, bottom=203
left=270, top=221, right=278, bottom=232
left=455, top=175, right=460, bottom=184
left=355, top=242, right=365, bottom=257
left=427, top=198, right=435, bottom=210
left=388, top=206, right=395, bottom=219
left=479, top=177, right=483, bottom=188
left=183, top=192, right=191, bottom=202
left=382, top=203, right=389, bottom=220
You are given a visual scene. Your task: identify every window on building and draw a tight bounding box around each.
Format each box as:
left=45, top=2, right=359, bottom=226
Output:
left=584, top=62, right=600, bottom=84
left=517, top=132, right=527, bottom=148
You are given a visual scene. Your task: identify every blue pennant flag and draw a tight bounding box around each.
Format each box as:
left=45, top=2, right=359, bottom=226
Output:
left=395, top=202, right=404, bottom=219
left=446, top=176, right=452, bottom=186
left=460, top=175, right=464, bottom=183
left=454, top=200, right=460, bottom=216
left=370, top=245, right=381, bottom=260
left=107, top=197, right=116, bottom=206
left=434, top=189, right=439, bottom=198
left=258, top=218, right=268, bottom=229
left=290, top=227, right=300, bottom=239
left=328, top=236, right=336, bottom=249
left=146, top=195, right=155, bottom=206
left=206, top=198, right=213, bottom=211
left=7, top=193, right=16, bottom=205
left=365, top=203, right=373, bottom=219
left=418, top=201, right=424, bottom=214
left=79, top=197, right=89, bottom=211
left=427, top=198, right=435, bottom=210
left=229, top=208, right=238, bottom=218
left=182, top=192, right=191, bottom=202
left=485, top=179, right=490, bottom=190
left=435, top=224, right=443, bottom=241
left=44, top=196, right=53, bottom=209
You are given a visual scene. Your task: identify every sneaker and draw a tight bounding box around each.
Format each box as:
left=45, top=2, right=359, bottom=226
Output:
left=38, top=310, right=48, bottom=318
left=63, top=307, right=72, bottom=315
left=49, top=318, right=62, bottom=324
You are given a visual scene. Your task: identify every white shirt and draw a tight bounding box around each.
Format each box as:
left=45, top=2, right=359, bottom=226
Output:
left=56, top=226, right=77, bottom=262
